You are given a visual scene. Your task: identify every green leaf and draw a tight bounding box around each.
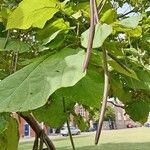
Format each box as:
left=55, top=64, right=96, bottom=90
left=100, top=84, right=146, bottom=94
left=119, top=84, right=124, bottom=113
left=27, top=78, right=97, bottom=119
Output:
left=0, top=48, right=85, bottom=112
left=0, top=113, right=9, bottom=134
left=120, top=15, right=142, bottom=28
left=105, top=42, right=123, bottom=56
left=126, top=101, right=150, bottom=123
left=108, top=60, right=138, bottom=80
left=37, top=18, right=70, bottom=40
left=0, top=116, right=19, bottom=150
left=43, top=30, right=62, bottom=45
left=74, top=114, right=88, bottom=131
left=34, top=96, right=75, bottom=128
left=81, top=23, right=113, bottom=48
left=34, top=67, right=104, bottom=128
left=53, top=67, right=104, bottom=108
left=111, top=78, right=131, bottom=103
left=124, top=69, right=150, bottom=90
left=7, top=0, right=59, bottom=29
left=0, top=38, right=30, bottom=53
left=101, top=9, right=117, bottom=24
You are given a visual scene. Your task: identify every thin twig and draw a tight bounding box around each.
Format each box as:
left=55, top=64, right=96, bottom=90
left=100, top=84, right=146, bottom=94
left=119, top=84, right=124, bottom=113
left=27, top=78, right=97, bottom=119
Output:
left=4, top=30, right=10, bottom=49
left=62, top=97, right=75, bottom=150
left=118, top=9, right=138, bottom=18
left=107, top=100, right=124, bottom=109
left=83, top=0, right=95, bottom=72
left=95, top=48, right=109, bottom=145
left=39, top=133, right=44, bottom=150
left=97, top=0, right=107, bottom=14
left=33, top=135, right=39, bottom=150
left=67, top=120, right=75, bottom=150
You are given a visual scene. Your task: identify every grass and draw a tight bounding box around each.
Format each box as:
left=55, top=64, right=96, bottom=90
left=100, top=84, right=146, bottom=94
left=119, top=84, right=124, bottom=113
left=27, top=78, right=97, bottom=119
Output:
left=19, top=127, right=150, bottom=150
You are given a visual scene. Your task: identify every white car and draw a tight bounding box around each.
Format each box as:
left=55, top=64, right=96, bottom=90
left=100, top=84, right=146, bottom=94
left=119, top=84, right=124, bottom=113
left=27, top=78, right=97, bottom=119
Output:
left=60, top=126, right=81, bottom=136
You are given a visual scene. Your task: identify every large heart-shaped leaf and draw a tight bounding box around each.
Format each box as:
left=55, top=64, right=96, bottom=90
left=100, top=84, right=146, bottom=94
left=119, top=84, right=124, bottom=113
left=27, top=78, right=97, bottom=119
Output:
left=0, top=48, right=85, bottom=112
left=7, top=0, right=59, bottom=29
left=34, top=67, right=104, bottom=128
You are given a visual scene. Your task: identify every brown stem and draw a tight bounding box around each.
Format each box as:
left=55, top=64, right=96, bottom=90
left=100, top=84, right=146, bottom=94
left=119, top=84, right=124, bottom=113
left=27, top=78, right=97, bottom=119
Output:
left=39, top=134, right=44, bottom=150
left=95, top=48, right=109, bottom=145
left=62, top=98, right=76, bottom=150
left=67, top=120, right=76, bottom=150
left=83, top=0, right=95, bottom=72
left=19, top=113, right=56, bottom=150
left=33, top=136, right=39, bottom=150
left=107, top=101, right=124, bottom=109
left=118, top=8, right=138, bottom=18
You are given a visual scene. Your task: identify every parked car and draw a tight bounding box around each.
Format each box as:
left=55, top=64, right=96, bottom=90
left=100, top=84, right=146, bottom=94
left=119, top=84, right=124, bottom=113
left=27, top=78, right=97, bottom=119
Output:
left=144, top=122, right=150, bottom=127
left=60, top=126, right=81, bottom=136
left=127, top=123, right=136, bottom=128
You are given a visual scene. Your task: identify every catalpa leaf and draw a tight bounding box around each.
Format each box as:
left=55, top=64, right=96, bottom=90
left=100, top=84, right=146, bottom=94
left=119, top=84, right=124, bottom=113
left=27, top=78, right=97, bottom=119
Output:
left=0, top=48, right=85, bottom=112
left=34, top=67, right=104, bottom=128
left=0, top=116, right=19, bottom=150
left=108, top=60, right=138, bottom=80
left=120, top=15, right=142, bottom=28
left=7, top=0, right=59, bottom=29
left=34, top=96, right=75, bottom=128
left=0, top=38, right=30, bottom=53
left=126, top=101, right=150, bottom=123
left=52, top=67, right=104, bottom=108
left=81, top=23, right=112, bottom=48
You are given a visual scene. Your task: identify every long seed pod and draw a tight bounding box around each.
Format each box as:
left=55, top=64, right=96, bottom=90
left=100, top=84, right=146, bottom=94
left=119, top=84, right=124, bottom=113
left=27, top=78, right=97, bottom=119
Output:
left=83, top=0, right=95, bottom=72
left=95, top=48, right=110, bottom=145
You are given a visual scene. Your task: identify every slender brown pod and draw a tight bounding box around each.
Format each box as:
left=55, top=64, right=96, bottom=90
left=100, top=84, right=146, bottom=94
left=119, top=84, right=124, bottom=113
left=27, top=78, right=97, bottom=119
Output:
left=83, top=0, right=95, bottom=72
left=95, top=48, right=110, bottom=145
left=93, top=0, right=99, bottom=24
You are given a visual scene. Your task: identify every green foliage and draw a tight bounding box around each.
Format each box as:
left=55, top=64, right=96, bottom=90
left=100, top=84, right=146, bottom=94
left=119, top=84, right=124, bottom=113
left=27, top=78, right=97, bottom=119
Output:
left=126, top=100, right=150, bottom=123
left=0, top=0, right=150, bottom=147
left=74, top=114, right=88, bottom=131
left=0, top=114, right=19, bottom=150
left=81, top=23, right=112, bottom=48
left=108, top=59, right=138, bottom=80
left=120, top=15, right=142, bottom=28
left=53, top=68, right=104, bottom=108
left=0, top=48, right=85, bottom=112
left=0, top=38, right=30, bottom=53
left=104, top=106, right=115, bottom=121
left=7, top=0, right=59, bottom=29
left=34, top=96, right=75, bottom=128
left=101, top=9, right=117, bottom=24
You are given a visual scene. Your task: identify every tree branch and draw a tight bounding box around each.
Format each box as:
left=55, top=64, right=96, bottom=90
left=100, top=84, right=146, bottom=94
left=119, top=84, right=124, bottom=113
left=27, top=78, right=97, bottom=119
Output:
left=95, top=48, right=109, bottom=145
left=118, top=8, right=138, bottom=18
left=107, top=100, right=125, bottom=109
left=19, top=113, right=56, bottom=150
